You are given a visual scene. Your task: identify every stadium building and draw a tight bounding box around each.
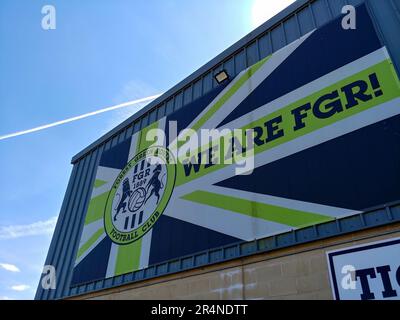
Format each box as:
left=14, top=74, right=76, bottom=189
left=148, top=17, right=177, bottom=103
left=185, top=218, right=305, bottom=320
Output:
left=36, top=0, right=400, bottom=300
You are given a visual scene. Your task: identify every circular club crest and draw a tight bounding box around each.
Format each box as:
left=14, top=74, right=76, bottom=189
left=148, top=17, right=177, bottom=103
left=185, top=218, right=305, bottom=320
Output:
left=104, top=147, right=176, bottom=245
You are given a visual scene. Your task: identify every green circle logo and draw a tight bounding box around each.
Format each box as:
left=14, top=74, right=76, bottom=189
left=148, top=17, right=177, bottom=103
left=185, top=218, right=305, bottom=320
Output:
left=104, top=147, right=176, bottom=245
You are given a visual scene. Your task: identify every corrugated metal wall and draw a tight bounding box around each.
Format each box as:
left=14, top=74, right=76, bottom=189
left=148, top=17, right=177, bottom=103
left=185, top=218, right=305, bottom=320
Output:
left=35, top=0, right=400, bottom=299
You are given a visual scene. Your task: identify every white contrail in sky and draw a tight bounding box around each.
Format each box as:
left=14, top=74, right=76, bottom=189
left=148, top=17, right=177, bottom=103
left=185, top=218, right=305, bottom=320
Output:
left=0, top=94, right=162, bottom=141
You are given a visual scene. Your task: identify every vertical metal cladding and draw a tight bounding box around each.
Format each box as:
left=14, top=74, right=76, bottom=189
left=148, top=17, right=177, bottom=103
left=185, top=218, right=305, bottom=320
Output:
left=36, top=0, right=400, bottom=299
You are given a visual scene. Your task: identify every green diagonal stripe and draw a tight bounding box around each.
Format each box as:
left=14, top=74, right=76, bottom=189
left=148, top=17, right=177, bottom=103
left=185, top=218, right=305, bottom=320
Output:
left=77, top=228, right=105, bottom=259
left=173, top=55, right=272, bottom=151
left=137, top=120, right=159, bottom=151
left=84, top=192, right=109, bottom=225
left=111, top=119, right=159, bottom=277
left=94, top=179, right=107, bottom=188
left=114, top=238, right=142, bottom=276
left=190, top=55, right=271, bottom=134
left=181, top=190, right=334, bottom=228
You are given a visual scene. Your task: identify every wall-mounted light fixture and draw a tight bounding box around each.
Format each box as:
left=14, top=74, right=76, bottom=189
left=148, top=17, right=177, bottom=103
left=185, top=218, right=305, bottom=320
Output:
left=214, top=70, right=229, bottom=84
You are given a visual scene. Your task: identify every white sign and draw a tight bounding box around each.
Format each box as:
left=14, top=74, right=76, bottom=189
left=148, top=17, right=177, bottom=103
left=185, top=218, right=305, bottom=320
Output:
left=327, top=237, right=400, bottom=300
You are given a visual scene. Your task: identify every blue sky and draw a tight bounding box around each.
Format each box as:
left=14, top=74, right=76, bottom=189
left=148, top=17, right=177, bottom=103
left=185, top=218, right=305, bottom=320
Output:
left=0, top=0, right=294, bottom=299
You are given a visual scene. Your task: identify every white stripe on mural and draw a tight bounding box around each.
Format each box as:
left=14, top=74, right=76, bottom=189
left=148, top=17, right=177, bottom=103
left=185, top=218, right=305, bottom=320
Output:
left=206, top=185, right=360, bottom=218
left=139, top=229, right=153, bottom=270
left=197, top=31, right=315, bottom=131
left=105, top=243, right=119, bottom=278
left=95, top=166, right=121, bottom=182
left=78, top=220, right=104, bottom=247
left=172, top=31, right=315, bottom=155
left=165, top=197, right=293, bottom=241
left=116, top=120, right=165, bottom=273
left=176, top=46, right=388, bottom=161
left=136, top=119, right=166, bottom=269
left=91, top=166, right=121, bottom=198
left=158, top=117, right=167, bottom=147
left=218, top=47, right=390, bottom=133
left=128, top=133, right=139, bottom=160
left=91, top=183, right=113, bottom=199
left=74, top=232, right=107, bottom=267
left=168, top=71, right=247, bottom=152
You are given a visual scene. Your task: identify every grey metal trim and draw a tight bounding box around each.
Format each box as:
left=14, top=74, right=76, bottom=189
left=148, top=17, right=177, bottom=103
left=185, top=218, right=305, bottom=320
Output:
left=34, top=164, right=78, bottom=300
left=62, top=201, right=400, bottom=300
left=59, top=147, right=104, bottom=298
